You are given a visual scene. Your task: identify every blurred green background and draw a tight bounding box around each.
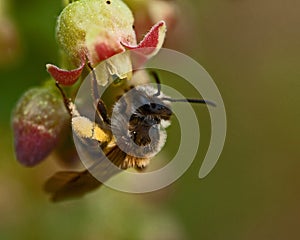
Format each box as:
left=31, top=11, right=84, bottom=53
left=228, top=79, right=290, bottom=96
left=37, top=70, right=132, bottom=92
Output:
left=0, top=0, right=299, bottom=239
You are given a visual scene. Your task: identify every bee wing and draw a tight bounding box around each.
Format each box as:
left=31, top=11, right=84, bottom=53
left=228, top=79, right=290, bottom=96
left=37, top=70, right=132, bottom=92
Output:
left=44, top=170, right=101, bottom=202
left=44, top=145, right=127, bottom=202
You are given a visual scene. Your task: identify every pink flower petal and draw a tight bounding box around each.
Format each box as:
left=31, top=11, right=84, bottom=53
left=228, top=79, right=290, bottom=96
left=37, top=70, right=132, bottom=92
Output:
left=46, top=59, right=85, bottom=86
left=95, top=42, right=125, bottom=61
left=121, top=20, right=166, bottom=58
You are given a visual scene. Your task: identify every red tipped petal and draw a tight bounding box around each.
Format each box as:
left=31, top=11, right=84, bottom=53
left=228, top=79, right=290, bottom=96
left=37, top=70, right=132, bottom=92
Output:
left=46, top=60, right=85, bottom=86
left=121, top=21, right=166, bottom=58
left=95, top=41, right=125, bottom=62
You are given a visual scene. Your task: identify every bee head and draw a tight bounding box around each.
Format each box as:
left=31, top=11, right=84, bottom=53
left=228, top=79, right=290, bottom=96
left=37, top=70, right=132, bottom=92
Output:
left=128, top=93, right=172, bottom=146
left=135, top=102, right=172, bottom=121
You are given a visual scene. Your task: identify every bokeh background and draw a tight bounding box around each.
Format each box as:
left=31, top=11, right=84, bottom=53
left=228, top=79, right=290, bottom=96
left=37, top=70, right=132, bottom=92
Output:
left=0, top=0, right=299, bottom=239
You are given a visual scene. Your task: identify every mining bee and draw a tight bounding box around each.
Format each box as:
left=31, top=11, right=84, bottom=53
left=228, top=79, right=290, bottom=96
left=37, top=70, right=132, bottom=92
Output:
left=44, top=64, right=215, bottom=202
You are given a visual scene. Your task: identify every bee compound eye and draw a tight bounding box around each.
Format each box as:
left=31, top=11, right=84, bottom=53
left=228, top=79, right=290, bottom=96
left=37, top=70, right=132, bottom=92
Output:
left=143, top=104, right=151, bottom=110
left=150, top=103, right=157, bottom=109
left=151, top=103, right=165, bottom=111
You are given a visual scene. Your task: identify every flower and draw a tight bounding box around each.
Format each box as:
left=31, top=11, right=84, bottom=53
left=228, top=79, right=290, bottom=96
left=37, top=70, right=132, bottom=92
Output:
left=12, top=84, right=69, bottom=166
left=123, top=0, right=178, bottom=41
left=46, top=0, right=167, bottom=86
left=0, top=0, right=21, bottom=65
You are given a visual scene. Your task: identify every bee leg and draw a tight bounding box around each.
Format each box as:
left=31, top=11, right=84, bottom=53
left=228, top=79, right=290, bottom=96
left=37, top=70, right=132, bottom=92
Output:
left=135, top=165, right=147, bottom=172
left=95, top=98, right=111, bottom=125
left=55, top=82, right=79, bottom=117
left=150, top=71, right=161, bottom=97
left=87, top=62, right=111, bottom=125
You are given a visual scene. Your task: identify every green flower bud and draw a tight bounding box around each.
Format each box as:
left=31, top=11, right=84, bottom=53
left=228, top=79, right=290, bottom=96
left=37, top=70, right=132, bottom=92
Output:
left=47, top=0, right=167, bottom=86
left=56, top=0, right=136, bottom=64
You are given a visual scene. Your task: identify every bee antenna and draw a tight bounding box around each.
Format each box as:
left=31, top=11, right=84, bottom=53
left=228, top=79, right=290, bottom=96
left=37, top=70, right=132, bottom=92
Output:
left=150, top=71, right=161, bottom=97
left=161, top=97, right=216, bottom=107
left=149, top=71, right=216, bottom=107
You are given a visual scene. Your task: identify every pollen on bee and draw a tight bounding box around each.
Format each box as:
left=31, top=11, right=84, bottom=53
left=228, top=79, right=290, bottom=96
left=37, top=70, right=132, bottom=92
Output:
left=93, top=125, right=111, bottom=142
left=72, top=116, right=110, bottom=142
left=72, top=116, right=94, bottom=138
